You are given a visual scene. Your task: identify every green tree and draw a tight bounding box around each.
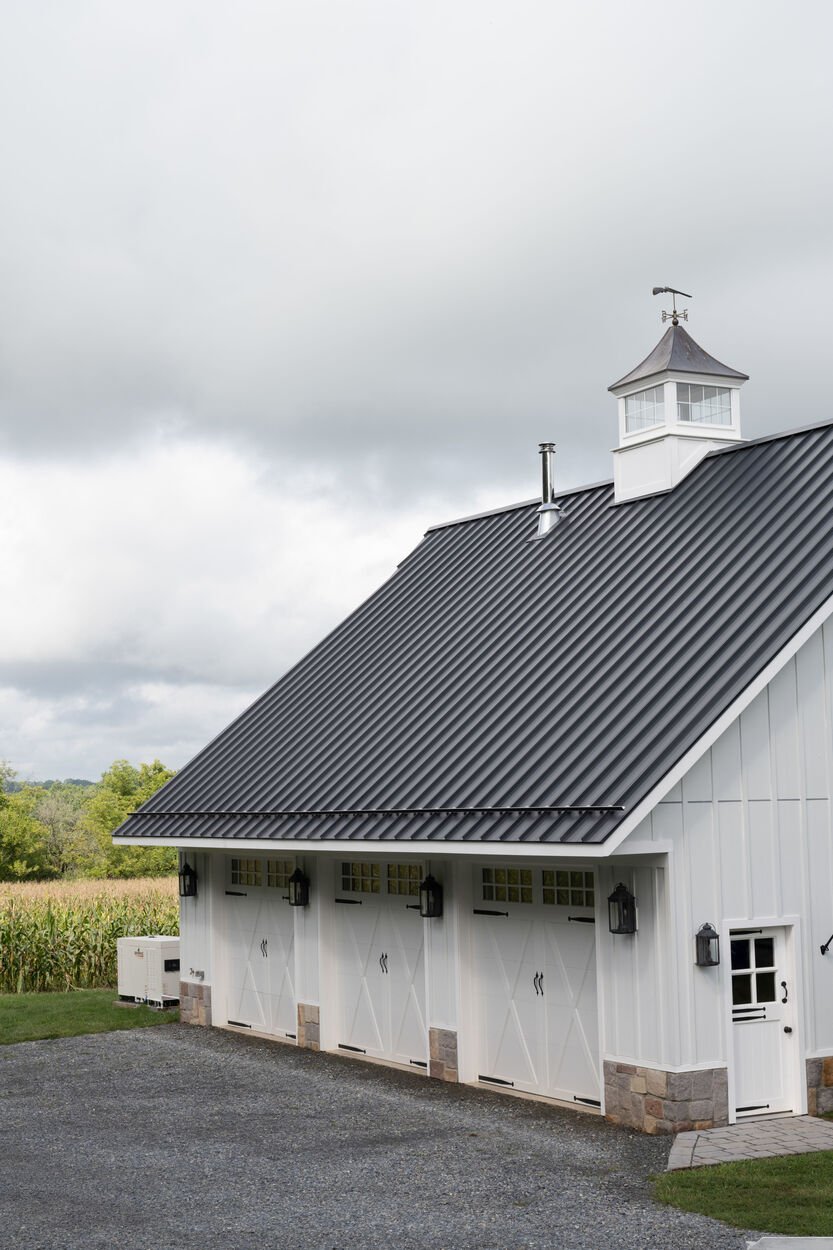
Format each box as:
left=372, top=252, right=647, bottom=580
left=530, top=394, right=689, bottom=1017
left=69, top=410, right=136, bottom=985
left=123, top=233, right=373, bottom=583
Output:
left=82, top=759, right=177, bottom=878
left=0, top=786, right=52, bottom=881
left=33, top=783, right=96, bottom=877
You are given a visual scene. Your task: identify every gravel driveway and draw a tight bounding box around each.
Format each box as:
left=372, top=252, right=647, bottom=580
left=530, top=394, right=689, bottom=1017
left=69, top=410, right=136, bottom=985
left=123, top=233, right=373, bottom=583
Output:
left=0, top=1024, right=753, bottom=1250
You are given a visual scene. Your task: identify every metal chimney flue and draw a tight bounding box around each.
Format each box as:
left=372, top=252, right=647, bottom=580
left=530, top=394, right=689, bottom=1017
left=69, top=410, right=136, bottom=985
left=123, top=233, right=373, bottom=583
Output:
left=536, top=441, right=563, bottom=538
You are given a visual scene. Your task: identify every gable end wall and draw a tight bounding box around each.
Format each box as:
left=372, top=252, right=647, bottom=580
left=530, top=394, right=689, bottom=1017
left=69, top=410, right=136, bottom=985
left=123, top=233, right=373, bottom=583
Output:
left=615, top=618, right=833, bottom=1074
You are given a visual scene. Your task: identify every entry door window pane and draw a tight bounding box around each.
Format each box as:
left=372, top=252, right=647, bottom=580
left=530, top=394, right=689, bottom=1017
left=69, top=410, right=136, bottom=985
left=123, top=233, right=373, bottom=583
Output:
left=756, top=971, right=777, bottom=1002
left=730, top=939, right=750, bottom=970
left=731, top=933, right=778, bottom=1006
left=732, top=973, right=753, bottom=1006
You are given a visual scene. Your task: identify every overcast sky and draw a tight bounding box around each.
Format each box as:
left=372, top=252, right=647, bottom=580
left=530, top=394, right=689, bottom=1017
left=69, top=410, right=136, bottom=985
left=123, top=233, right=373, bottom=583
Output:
left=1, top=1, right=832, bottom=781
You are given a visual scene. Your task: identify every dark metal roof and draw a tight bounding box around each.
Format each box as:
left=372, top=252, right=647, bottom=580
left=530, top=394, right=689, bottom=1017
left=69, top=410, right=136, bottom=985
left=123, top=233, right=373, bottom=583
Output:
left=609, top=325, right=749, bottom=391
left=118, top=420, right=833, bottom=847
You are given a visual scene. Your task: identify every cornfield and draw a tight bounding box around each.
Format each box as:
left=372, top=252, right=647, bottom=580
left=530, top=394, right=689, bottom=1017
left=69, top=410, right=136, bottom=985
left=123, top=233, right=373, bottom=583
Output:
left=0, top=878, right=179, bottom=994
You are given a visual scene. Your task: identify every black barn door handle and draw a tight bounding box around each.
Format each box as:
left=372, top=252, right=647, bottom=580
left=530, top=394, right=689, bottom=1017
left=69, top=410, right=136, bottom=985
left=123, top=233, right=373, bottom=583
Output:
left=781, top=980, right=788, bottom=1004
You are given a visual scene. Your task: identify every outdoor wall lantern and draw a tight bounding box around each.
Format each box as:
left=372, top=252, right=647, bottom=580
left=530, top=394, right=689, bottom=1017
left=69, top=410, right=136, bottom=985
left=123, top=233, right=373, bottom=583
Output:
left=695, top=922, right=720, bottom=967
left=287, top=867, right=311, bottom=908
left=607, top=882, right=637, bottom=934
left=419, top=874, right=443, bottom=919
left=178, top=860, right=198, bottom=899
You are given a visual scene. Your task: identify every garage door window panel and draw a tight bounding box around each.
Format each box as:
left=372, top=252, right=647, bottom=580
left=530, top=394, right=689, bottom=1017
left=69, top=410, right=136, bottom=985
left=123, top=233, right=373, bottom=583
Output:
left=231, top=857, right=262, bottom=888
left=482, top=866, right=533, bottom=904
left=267, top=859, right=294, bottom=890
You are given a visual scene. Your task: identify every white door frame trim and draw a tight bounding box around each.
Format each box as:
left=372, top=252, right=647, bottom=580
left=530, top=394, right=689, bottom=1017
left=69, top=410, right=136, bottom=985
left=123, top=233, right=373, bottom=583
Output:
left=723, top=915, right=805, bottom=1123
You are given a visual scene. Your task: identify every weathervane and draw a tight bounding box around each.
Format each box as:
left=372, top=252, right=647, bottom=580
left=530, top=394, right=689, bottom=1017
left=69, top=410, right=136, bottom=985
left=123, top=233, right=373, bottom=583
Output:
left=652, top=285, right=692, bottom=326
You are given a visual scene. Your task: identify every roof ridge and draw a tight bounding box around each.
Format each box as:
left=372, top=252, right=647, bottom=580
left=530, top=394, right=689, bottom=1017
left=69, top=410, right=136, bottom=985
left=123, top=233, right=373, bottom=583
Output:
left=426, top=479, right=613, bottom=533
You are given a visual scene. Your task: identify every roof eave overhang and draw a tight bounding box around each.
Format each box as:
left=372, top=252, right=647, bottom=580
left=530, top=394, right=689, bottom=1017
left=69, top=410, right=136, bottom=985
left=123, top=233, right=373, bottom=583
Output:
left=112, top=834, right=669, bottom=858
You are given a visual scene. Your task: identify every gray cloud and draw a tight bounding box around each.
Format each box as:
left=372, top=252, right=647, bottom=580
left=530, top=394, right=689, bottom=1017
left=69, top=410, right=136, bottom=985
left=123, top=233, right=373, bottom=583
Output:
left=0, top=0, right=831, bottom=776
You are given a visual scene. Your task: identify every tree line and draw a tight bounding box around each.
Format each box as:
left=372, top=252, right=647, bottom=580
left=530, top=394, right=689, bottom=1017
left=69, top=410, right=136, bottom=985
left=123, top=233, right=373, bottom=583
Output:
left=0, top=759, right=177, bottom=881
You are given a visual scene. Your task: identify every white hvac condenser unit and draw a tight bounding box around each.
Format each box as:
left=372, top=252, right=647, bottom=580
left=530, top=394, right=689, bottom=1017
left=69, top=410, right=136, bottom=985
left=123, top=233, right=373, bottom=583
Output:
left=117, top=935, right=180, bottom=1008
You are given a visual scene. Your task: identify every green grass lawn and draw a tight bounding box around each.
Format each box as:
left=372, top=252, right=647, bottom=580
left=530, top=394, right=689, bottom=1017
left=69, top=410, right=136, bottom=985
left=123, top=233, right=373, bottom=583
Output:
left=0, top=989, right=179, bottom=1046
left=655, top=1151, right=833, bottom=1236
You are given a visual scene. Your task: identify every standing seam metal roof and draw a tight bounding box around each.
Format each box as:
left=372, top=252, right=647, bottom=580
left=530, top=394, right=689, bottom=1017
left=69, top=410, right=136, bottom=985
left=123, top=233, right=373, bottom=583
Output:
left=117, top=420, right=833, bottom=846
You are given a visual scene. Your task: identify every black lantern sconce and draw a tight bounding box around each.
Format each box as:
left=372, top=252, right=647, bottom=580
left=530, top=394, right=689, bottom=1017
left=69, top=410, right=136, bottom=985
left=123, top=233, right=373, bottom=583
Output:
left=419, top=874, right=443, bottom=919
left=607, top=882, right=637, bottom=934
left=695, top=922, right=720, bottom=967
left=287, top=867, right=310, bottom=908
left=178, top=860, right=198, bottom=899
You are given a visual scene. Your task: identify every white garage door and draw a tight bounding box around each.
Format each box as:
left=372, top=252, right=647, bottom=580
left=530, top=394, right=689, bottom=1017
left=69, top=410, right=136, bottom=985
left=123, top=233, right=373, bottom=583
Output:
left=472, top=865, right=600, bottom=1107
left=224, top=856, right=297, bottom=1040
left=334, top=861, right=427, bottom=1070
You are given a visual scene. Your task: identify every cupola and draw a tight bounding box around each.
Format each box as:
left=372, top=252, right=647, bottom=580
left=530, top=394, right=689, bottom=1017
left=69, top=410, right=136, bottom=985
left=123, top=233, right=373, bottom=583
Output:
left=609, top=291, right=748, bottom=503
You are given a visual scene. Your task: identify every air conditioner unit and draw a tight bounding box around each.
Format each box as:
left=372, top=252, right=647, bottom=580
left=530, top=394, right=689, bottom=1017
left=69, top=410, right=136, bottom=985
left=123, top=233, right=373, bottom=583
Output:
left=117, top=935, right=181, bottom=1008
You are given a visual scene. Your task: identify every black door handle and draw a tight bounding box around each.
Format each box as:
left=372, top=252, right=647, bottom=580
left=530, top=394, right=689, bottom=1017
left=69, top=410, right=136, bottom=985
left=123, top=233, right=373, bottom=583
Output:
left=781, top=980, right=788, bottom=1004
left=539, top=972, right=544, bottom=996
left=784, top=1026, right=793, bottom=1034
left=533, top=972, right=540, bottom=995
left=260, top=938, right=268, bottom=958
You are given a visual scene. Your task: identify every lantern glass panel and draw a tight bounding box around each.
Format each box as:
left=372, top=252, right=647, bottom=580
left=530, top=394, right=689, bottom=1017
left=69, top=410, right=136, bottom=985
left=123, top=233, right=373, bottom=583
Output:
left=607, top=883, right=636, bottom=934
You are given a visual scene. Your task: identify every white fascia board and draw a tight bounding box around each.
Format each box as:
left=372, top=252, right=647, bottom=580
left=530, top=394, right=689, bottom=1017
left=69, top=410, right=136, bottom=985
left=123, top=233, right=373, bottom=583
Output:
left=605, top=590, right=833, bottom=855
left=113, top=835, right=623, bottom=859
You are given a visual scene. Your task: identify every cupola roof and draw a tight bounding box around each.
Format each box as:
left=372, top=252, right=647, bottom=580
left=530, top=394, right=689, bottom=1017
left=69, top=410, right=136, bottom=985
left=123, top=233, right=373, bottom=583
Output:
left=609, top=324, right=749, bottom=392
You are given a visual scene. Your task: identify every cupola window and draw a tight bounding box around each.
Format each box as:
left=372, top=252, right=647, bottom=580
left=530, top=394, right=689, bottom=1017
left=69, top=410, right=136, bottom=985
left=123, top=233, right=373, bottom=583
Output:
left=624, top=384, right=664, bottom=433
left=676, top=383, right=732, bottom=426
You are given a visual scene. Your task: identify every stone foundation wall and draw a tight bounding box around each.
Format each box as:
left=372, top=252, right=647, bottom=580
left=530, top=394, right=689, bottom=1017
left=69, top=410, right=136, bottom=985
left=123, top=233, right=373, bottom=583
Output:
left=429, top=1028, right=458, bottom=1082
left=806, top=1057, right=833, bottom=1115
left=297, top=1003, right=320, bottom=1050
left=179, top=981, right=212, bottom=1026
left=603, top=1061, right=728, bottom=1134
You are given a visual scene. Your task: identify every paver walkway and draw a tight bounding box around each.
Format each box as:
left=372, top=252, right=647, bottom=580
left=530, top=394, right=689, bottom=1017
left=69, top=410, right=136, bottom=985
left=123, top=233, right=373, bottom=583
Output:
left=667, top=1114, right=833, bottom=1170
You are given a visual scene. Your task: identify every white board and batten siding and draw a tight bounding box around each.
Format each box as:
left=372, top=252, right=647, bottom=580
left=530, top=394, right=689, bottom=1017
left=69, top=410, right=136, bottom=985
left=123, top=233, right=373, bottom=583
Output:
left=178, top=850, right=214, bottom=985
left=615, top=619, right=833, bottom=1085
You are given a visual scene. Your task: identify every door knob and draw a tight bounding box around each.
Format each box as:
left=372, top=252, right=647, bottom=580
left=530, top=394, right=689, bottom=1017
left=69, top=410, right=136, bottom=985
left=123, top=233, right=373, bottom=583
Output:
left=784, top=1026, right=793, bottom=1034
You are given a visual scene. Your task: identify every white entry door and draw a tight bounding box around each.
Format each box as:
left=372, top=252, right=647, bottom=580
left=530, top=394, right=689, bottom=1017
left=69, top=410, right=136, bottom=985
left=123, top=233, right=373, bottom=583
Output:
left=730, top=927, right=797, bottom=1117
left=334, top=861, right=428, bottom=1069
left=471, top=865, right=600, bottom=1107
left=224, top=856, right=297, bottom=1040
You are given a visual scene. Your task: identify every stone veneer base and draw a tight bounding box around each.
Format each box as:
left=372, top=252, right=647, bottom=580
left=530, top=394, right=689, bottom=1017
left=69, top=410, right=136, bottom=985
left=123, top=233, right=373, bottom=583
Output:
left=603, top=1061, right=728, bottom=1134
left=297, top=1003, right=320, bottom=1050
left=179, top=980, right=212, bottom=1027
left=806, top=1056, right=833, bottom=1116
left=429, top=1028, right=458, bottom=1082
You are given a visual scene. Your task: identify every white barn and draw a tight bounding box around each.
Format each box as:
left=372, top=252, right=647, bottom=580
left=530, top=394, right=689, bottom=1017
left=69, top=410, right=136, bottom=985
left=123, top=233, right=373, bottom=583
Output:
left=115, top=320, right=833, bottom=1133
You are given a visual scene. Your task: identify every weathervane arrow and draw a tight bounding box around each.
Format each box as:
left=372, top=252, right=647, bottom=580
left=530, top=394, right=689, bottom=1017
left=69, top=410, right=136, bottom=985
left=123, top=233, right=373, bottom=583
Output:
left=652, top=285, right=692, bottom=326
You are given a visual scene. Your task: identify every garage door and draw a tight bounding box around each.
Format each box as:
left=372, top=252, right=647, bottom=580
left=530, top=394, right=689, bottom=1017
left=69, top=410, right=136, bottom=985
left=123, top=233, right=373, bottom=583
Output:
left=224, top=856, right=297, bottom=1040
left=472, top=865, right=600, bottom=1107
left=334, top=861, right=427, bottom=1069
